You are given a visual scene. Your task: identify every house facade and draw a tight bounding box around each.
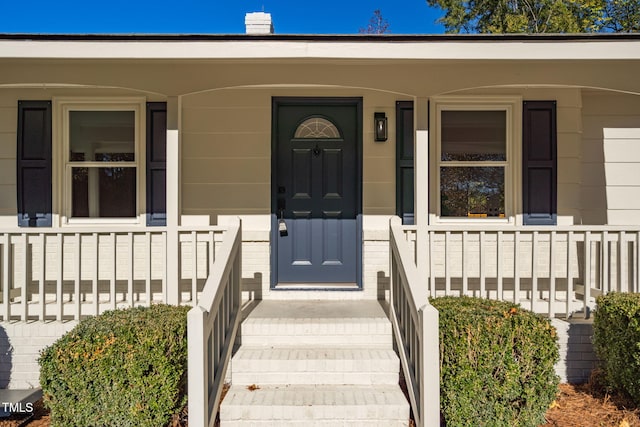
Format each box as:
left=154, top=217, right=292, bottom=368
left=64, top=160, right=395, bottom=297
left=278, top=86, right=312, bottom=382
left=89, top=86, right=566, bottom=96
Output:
left=1, top=29, right=640, bottom=424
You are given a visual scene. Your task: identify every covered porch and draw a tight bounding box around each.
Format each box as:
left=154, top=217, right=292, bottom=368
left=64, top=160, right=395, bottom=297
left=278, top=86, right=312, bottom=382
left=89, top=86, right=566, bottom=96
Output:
left=1, top=34, right=640, bottom=425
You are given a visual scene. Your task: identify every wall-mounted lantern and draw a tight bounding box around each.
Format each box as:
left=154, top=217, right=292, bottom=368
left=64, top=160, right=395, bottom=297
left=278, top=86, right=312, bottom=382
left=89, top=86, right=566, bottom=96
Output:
left=374, top=112, right=388, bottom=142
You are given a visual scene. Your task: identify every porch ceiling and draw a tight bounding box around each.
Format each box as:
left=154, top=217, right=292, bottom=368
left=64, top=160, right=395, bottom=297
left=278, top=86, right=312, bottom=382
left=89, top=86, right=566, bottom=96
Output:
left=1, top=34, right=640, bottom=96
left=1, top=57, right=640, bottom=97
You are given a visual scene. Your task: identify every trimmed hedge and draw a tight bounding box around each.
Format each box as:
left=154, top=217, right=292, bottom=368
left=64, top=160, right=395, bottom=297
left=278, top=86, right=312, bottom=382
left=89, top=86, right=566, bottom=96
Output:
left=431, top=296, right=559, bottom=427
left=593, top=292, right=640, bottom=404
left=39, top=304, right=190, bottom=427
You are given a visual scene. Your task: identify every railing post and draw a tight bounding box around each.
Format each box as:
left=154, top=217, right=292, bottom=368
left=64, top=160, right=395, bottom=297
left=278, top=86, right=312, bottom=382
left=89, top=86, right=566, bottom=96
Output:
left=479, top=231, right=486, bottom=299
left=2, top=234, right=10, bottom=321
left=39, top=233, right=46, bottom=321
left=531, top=231, right=538, bottom=312
left=188, top=306, right=207, bottom=427
left=127, top=233, right=134, bottom=308
left=419, top=303, right=440, bottom=427
left=514, top=231, right=520, bottom=305
left=74, top=233, right=81, bottom=321
left=21, top=234, right=28, bottom=321
left=602, top=231, right=609, bottom=294
left=93, top=233, right=99, bottom=316
left=619, top=231, right=628, bottom=292
left=462, top=231, right=468, bottom=296
left=415, top=126, right=429, bottom=288
left=233, top=218, right=242, bottom=347
left=56, top=234, right=64, bottom=321
left=635, top=231, right=640, bottom=292
left=566, top=231, right=574, bottom=318
left=191, top=231, right=198, bottom=305
left=549, top=231, right=557, bottom=318
left=584, top=231, right=591, bottom=315
left=496, top=231, right=503, bottom=301
left=166, top=96, right=181, bottom=305
left=110, top=233, right=117, bottom=310
left=444, top=232, right=451, bottom=295
left=428, top=231, right=435, bottom=297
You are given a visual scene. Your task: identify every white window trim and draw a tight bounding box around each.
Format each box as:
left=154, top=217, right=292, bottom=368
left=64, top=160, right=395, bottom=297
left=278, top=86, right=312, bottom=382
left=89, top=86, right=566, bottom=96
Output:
left=429, top=96, right=522, bottom=224
left=53, top=97, right=147, bottom=226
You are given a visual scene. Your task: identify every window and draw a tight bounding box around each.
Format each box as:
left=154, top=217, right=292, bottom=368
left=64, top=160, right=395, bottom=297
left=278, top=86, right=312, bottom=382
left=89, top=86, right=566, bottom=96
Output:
left=433, top=97, right=520, bottom=220
left=69, top=111, right=136, bottom=218
left=17, top=98, right=165, bottom=228
left=57, top=99, right=145, bottom=223
left=294, top=117, right=341, bottom=139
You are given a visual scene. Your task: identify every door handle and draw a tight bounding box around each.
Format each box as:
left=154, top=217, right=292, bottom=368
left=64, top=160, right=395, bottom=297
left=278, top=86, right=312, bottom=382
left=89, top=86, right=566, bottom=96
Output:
left=278, top=209, right=288, bottom=237
left=277, top=186, right=287, bottom=236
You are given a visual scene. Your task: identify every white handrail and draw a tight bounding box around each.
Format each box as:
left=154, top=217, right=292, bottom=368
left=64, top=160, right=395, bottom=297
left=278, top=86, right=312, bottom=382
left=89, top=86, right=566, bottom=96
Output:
left=390, top=217, right=440, bottom=427
left=390, top=219, right=640, bottom=426
left=187, top=220, right=242, bottom=427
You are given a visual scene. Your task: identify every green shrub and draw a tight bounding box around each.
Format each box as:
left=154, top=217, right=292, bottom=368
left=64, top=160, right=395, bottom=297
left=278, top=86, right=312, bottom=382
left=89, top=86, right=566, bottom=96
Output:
left=431, top=296, right=559, bottom=427
left=39, top=304, right=190, bottom=427
left=593, top=292, right=640, bottom=404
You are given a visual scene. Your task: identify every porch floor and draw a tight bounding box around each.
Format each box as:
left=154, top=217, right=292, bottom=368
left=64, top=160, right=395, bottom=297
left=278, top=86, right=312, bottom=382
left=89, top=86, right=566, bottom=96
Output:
left=220, top=300, right=410, bottom=426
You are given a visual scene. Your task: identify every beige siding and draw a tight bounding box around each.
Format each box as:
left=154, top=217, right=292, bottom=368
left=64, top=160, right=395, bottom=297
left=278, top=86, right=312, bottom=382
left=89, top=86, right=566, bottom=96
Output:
left=181, top=89, right=272, bottom=223
left=0, top=159, right=15, bottom=185
left=582, top=91, right=640, bottom=225
left=181, top=88, right=399, bottom=224
left=0, top=103, right=17, bottom=219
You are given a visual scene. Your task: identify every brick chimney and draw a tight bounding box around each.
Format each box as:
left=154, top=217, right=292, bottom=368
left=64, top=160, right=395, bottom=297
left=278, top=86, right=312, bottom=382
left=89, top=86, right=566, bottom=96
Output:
left=245, top=12, right=274, bottom=34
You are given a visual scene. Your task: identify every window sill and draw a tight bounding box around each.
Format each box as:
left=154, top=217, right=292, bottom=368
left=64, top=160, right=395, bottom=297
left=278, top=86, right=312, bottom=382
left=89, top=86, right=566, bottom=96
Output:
left=435, top=216, right=513, bottom=225
left=64, top=218, right=142, bottom=227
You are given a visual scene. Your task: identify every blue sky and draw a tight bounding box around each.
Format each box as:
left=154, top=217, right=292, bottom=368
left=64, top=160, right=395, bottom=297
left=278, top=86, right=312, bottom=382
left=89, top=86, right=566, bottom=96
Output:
left=0, top=1, right=445, bottom=34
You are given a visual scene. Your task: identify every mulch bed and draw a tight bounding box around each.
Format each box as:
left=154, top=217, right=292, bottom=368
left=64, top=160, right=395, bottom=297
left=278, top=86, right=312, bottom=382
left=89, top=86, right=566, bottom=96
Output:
left=2, top=379, right=638, bottom=426
left=543, top=379, right=640, bottom=427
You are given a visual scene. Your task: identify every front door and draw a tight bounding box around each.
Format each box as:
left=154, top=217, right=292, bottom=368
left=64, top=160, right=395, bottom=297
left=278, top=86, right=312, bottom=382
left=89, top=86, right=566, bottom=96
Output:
left=272, top=98, right=362, bottom=288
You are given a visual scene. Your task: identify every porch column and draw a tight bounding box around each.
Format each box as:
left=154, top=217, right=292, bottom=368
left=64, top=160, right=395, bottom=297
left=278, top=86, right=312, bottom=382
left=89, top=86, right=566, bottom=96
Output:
left=166, top=96, right=181, bottom=305
left=415, top=97, right=430, bottom=291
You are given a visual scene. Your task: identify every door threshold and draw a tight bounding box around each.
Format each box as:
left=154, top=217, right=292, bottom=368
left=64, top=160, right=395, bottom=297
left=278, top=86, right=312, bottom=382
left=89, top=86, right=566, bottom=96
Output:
left=273, top=282, right=360, bottom=291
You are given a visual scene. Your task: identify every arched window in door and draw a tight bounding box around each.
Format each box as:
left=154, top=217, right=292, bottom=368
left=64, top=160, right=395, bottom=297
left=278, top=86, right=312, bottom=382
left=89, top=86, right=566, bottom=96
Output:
left=294, top=117, right=341, bottom=139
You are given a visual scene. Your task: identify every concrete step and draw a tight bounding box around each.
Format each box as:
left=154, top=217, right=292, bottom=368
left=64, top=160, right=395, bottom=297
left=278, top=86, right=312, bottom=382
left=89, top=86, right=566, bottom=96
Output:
left=221, top=300, right=409, bottom=425
left=220, top=384, right=410, bottom=426
left=241, top=300, right=392, bottom=346
left=232, top=346, right=400, bottom=385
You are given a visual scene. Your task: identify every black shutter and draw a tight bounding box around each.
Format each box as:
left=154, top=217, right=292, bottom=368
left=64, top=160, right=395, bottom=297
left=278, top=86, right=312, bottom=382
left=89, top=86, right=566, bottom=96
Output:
left=17, top=101, right=52, bottom=227
left=522, top=101, right=557, bottom=225
left=396, top=101, right=414, bottom=225
left=146, top=102, right=167, bottom=226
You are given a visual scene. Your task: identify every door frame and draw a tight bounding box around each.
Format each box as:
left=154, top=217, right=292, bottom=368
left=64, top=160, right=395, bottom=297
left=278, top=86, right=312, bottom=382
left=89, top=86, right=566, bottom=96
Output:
left=270, top=96, right=363, bottom=290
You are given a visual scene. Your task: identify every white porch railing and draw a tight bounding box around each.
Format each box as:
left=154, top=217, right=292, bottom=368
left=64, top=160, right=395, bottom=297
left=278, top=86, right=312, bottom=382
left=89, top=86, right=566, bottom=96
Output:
left=389, top=217, right=440, bottom=427
left=187, top=220, right=242, bottom=427
left=0, top=225, right=229, bottom=322
left=406, top=224, right=640, bottom=318
left=390, top=219, right=640, bottom=425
